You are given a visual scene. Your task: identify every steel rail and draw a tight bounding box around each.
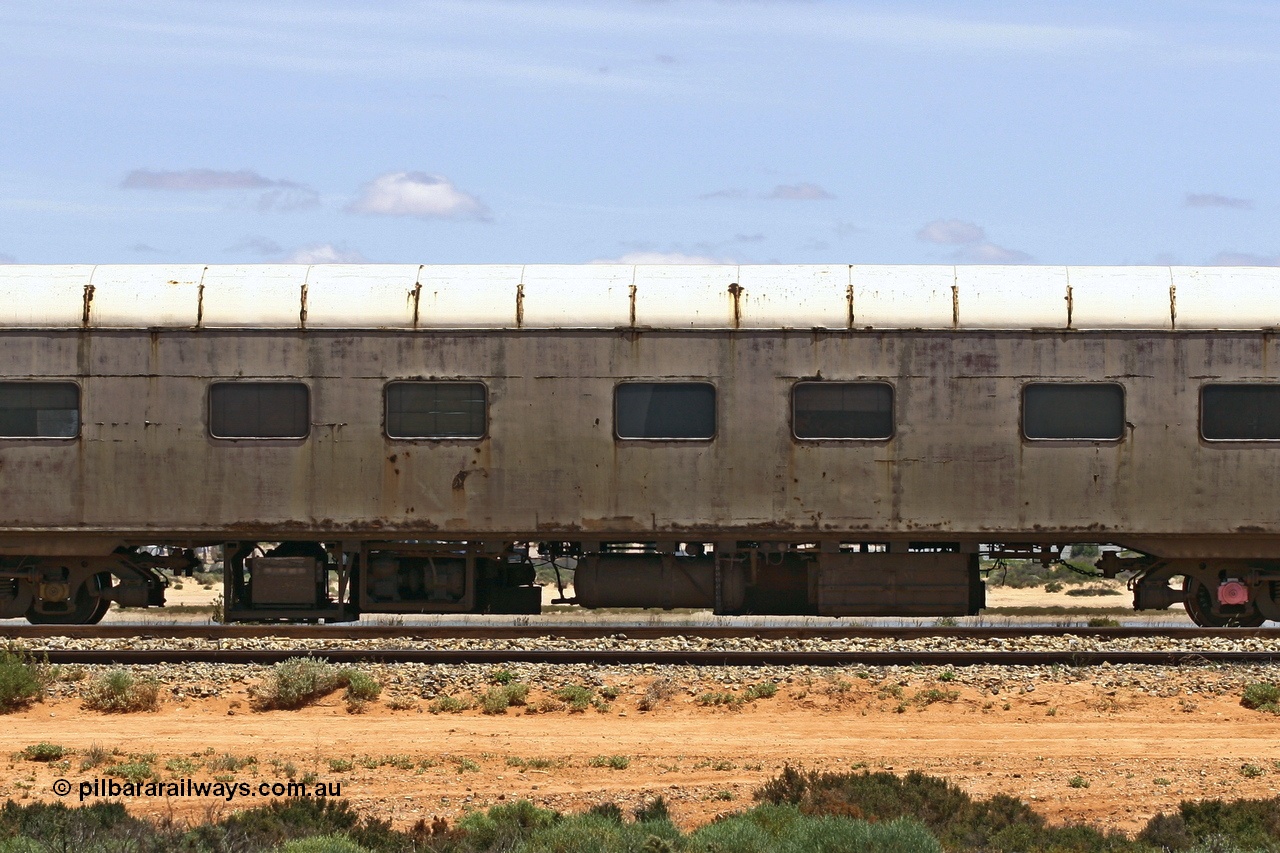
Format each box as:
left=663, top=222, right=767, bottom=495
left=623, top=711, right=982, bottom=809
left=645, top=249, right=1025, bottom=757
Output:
left=4, top=625, right=1279, bottom=641
left=24, top=648, right=1280, bottom=667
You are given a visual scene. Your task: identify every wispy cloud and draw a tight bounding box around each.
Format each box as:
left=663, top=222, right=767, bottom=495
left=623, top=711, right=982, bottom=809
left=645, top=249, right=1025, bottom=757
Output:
left=1211, top=251, right=1280, bottom=266
left=123, top=168, right=266, bottom=191
left=227, top=236, right=284, bottom=256
left=766, top=183, right=835, bottom=200
left=121, top=168, right=320, bottom=211
left=733, top=233, right=765, bottom=243
left=916, top=218, right=1032, bottom=263
left=590, top=251, right=729, bottom=264
left=960, top=242, right=1034, bottom=264
left=699, top=188, right=747, bottom=200
left=347, top=172, right=489, bottom=221
left=128, top=243, right=160, bottom=253
left=279, top=243, right=367, bottom=264
left=917, top=219, right=986, bottom=244
left=1186, top=192, right=1254, bottom=210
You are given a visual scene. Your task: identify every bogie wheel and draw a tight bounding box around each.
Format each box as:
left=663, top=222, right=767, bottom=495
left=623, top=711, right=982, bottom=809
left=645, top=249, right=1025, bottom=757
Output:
left=1182, top=576, right=1266, bottom=628
left=26, top=574, right=111, bottom=625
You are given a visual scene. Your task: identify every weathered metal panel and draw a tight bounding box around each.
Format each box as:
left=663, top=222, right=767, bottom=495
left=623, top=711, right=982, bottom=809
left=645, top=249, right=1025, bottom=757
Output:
left=850, top=265, right=956, bottom=328
left=955, top=265, right=1068, bottom=329
left=417, top=265, right=523, bottom=328
left=303, top=265, right=421, bottom=329
left=520, top=265, right=633, bottom=328
left=737, top=265, right=848, bottom=328
left=0, top=265, right=94, bottom=327
left=5, top=326, right=1280, bottom=555
left=200, top=265, right=308, bottom=327
left=1172, top=266, right=1280, bottom=330
left=88, top=265, right=205, bottom=328
left=632, top=265, right=739, bottom=328
left=1067, top=266, right=1174, bottom=329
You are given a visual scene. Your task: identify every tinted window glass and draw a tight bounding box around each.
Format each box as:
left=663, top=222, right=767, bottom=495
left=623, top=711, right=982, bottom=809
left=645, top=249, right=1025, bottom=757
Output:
left=386, top=381, right=487, bottom=439
left=209, top=382, right=309, bottom=439
left=1023, top=383, right=1124, bottom=440
left=793, top=382, right=893, bottom=439
left=0, top=382, right=79, bottom=438
left=1202, top=385, right=1280, bottom=440
left=615, top=382, right=715, bottom=439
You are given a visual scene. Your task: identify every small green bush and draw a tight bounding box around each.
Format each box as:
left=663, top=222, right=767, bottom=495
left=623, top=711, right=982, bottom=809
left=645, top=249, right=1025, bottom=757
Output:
left=1241, top=683, right=1280, bottom=714
left=554, top=685, right=594, bottom=712
left=342, top=671, right=381, bottom=712
left=250, top=659, right=343, bottom=711
left=638, top=678, right=676, bottom=712
left=480, top=683, right=529, bottom=715
left=428, top=694, right=470, bottom=714
left=589, top=755, right=631, bottom=770
left=21, top=743, right=65, bottom=762
left=82, top=670, right=159, bottom=713
left=914, top=688, right=959, bottom=707
left=696, top=691, right=742, bottom=707
left=0, top=649, right=48, bottom=713
left=106, top=761, right=155, bottom=784
left=277, top=836, right=372, bottom=853
left=745, top=682, right=778, bottom=701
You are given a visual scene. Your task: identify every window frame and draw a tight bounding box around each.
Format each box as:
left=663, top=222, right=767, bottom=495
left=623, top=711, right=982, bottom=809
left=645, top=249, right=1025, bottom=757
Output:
left=0, top=380, right=81, bottom=440
left=1020, top=381, right=1127, bottom=443
left=1199, top=383, right=1280, bottom=443
left=790, top=380, right=895, bottom=442
left=613, top=380, right=717, bottom=442
left=383, top=380, right=489, bottom=441
left=207, top=380, right=311, bottom=441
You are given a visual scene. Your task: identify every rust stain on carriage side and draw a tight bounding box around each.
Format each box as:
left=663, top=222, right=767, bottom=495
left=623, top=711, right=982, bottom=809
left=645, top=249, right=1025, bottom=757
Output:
left=727, top=283, right=743, bottom=329
left=81, top=284, right=94, bottom=327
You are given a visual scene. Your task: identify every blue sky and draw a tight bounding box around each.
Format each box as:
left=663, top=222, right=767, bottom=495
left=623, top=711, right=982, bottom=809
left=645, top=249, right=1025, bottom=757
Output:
left=1, top=1, right=1277, bottom=266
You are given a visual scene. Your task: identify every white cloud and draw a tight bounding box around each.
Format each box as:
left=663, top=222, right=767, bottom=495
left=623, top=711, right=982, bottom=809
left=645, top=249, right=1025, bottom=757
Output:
left=766, top=183, right=835, bottom=200
left=1186, top=193, right=1253, bottom=210
left=1211, top=251, right=1280, bottom=266
left=917, top=219, right=986, bottom=245
left=590, top=251, right=729, bottom=264
left=256, top=186, right=321, bottom=212
left=346, top=172, right=489, bottom=220
left=279, top=243, right=368, bottom=264
left=958, top=242, right=1035, bottom=264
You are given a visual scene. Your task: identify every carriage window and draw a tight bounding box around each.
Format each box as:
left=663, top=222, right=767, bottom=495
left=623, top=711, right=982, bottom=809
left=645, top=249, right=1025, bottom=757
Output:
left=385, top=381, right=487, bottom=439
left=615, top=382, right=716, bottom=440
left=0, top=382, right=79, bottom=438
left=1022, top=383, right=1124, bottom=440
left=209, top=382, right=309, bottom=439
left=793, top=382, right=893, bottom=439
left=1202, top=385, right=1280, bottom=441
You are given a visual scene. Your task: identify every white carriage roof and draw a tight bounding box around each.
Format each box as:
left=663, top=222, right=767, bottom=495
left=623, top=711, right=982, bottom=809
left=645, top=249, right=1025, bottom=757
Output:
left=0, top=264, right=1277, bottom=331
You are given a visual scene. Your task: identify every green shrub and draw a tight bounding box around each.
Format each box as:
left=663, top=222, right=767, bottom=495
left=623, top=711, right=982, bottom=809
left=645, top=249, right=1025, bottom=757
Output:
left=589, top=755, right=631, bottom=770
left=745, top=682, right=779, bottom=701
left=554, top=685, right=594, bottom=712
left=1241, top=683, right=1280, bottom=714
left=20, top=743, right=65, bottom=762
left=277, top=836, right=372, bottom=853
left=106, top=761, right=155, bottom=784
left=914, top=689, right=959, bottom=707
left=638, top=678, right=676, bottom=712
left=689, top=804, right=942, bottom=853
left=456, top=799, right=560, bottom=849
left=82, top=670, right=159, bottom=713
left=342, top=671, right=381, bottom=713
left=634, top=796, right=671, bottom=824
left=696, top=691, right=742, bottom=707
left=428, top=694, right=470, bottom=714
left=0, top=649, right=48, bottom=713
left=250, top=659, right=344, bottom=711
left=480, top=683, right=529, bottom=714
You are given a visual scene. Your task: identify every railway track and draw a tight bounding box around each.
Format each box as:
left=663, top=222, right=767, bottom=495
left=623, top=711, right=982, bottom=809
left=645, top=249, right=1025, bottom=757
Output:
left=19, top=648, right=1280, bottom=667
left=5, top=624, right=1280, bottom=667
left=4, top=624, right=1279, bottom=641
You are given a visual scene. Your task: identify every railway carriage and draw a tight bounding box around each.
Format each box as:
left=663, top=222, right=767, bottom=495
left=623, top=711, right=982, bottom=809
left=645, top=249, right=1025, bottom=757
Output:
left=2, top=263, right=1279, bottom=626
